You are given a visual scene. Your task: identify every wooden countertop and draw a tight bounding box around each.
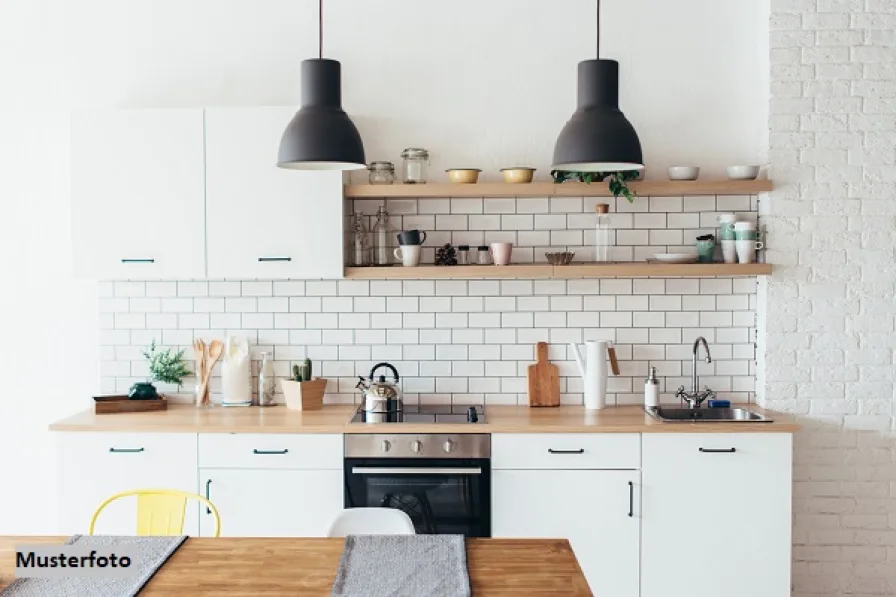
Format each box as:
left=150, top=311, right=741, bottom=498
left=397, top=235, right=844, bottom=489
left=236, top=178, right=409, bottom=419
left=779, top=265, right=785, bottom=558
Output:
left=0, top=536, right=591, bottom=596
left=49, top=403, right=799, bottom=433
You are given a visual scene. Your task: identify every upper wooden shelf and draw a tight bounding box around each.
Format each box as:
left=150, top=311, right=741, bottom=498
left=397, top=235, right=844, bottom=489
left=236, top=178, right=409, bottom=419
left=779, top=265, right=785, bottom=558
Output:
left=344, top=263, right=773, bottom=280
left=344, top=179, right=773, bottom=199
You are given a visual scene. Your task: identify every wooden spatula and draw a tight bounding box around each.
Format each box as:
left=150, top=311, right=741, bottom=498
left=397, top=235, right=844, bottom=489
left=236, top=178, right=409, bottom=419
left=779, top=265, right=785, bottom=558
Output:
left=527, top=342, right=560, bottom=407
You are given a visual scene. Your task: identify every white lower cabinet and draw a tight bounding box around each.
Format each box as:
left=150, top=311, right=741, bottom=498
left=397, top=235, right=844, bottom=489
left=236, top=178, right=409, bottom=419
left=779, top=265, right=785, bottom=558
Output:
left=198, top=469, right=343, bottom=537
left=56, top=432, right=199, bottom=535
left=641, top=433, right=793, bottom=597
left=492, top=469, right=640, bottom=596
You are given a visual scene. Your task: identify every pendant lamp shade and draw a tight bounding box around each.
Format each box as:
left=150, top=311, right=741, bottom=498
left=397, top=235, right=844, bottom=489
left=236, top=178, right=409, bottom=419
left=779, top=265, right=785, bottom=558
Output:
left=277, top=59, right=366, bottom=170
left=552, top=59, right=643, bottom=173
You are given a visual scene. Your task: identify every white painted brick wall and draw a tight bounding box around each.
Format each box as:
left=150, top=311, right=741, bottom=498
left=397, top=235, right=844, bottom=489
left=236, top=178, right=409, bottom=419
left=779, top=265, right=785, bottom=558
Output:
left=761, top=1, right=896, bottom=594
left=99, top=194, right=760, bottom=409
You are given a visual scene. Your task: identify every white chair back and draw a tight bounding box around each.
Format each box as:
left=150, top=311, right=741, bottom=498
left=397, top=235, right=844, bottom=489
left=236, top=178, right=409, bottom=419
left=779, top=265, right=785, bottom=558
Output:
left=328, top=507, right=416, bottom=537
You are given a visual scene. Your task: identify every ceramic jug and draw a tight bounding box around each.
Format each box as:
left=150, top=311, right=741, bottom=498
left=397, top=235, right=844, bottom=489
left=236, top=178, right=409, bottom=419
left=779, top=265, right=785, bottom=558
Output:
left=569, top=341, right=608, bottom=410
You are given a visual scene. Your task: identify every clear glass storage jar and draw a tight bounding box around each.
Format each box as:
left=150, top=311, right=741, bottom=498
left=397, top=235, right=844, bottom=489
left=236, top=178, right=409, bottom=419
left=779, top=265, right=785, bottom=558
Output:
left=400, top=148, right=430, bottom=184
left=368, top=161, right=395, bottom=185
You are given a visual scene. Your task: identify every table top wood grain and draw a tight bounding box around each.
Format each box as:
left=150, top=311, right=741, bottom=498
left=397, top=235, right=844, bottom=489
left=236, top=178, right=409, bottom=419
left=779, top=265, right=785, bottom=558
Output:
left=0, top=536, right=592, bottom=596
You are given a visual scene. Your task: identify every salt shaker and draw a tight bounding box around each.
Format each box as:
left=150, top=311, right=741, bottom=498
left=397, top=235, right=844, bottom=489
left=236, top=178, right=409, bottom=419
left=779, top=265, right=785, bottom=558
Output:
left=477, top=245, right=491, bottom=265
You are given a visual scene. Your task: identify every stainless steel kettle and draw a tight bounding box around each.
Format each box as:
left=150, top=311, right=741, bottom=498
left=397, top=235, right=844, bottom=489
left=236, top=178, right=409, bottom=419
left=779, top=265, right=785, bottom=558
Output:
left=356, top=362, right=403, bottom=413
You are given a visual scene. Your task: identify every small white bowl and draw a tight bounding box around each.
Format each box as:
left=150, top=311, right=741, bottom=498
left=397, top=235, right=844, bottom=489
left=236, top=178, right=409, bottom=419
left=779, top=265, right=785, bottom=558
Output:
left=726, top=165, right=760, bottom=180
left=668, top=166, right=700, bottom=181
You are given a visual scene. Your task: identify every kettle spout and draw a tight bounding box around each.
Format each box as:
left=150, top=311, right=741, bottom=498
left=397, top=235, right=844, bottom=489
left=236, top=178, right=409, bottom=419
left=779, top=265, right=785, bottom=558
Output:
left=355, top=376, right=370, bottom=392
left=569, top=343, right=587, bottom=380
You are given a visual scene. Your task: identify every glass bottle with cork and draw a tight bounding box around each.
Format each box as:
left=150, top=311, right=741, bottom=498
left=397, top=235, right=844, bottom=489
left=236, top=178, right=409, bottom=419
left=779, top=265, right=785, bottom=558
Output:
left=594, top=203, right=612, bottom=262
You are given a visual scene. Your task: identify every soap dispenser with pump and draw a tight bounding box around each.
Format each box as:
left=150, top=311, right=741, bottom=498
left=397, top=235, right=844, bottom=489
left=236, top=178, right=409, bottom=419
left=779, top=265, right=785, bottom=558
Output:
left=644, top=367, right=659, bottom=408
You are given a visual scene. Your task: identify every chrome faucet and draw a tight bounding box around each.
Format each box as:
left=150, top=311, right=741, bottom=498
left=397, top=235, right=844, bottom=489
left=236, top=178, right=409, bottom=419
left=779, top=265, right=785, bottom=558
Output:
left=676, top=336, right=715, bottom=408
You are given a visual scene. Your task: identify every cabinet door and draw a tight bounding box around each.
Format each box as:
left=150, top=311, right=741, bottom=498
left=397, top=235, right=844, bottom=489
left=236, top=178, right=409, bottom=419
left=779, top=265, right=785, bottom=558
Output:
left=70, top=110, right=206, bottom=279
left=641, top=433, right=792, bottom=597
left=56, top=432, right=199, bottom=535
left=205, top=107, right=344, bottom=279
left=199, top=468, right=343, bottom=537
left=493, top=469, right=640, bottom=597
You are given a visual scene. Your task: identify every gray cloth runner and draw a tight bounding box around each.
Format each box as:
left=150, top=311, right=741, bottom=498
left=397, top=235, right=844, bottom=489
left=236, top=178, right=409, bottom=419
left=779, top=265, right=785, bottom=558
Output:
left=1, top=535, right=187, bottom=597
left=331, top=535, right=471, bottom=597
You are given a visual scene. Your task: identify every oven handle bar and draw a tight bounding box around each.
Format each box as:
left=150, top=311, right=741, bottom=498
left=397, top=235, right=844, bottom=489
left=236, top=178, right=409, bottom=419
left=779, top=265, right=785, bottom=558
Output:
left=351, top=467, right=482, bottom=475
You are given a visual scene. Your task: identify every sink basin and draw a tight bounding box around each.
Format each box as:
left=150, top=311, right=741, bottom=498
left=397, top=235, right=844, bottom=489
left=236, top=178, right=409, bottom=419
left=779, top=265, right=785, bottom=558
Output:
left=646, top=406, right=772, bottom=423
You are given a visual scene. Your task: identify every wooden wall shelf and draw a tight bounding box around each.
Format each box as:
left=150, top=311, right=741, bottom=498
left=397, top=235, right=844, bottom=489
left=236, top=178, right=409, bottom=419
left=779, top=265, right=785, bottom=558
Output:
left=344, top=180, right=773, bottom=199
left=344, top=263, right=773, bottom=280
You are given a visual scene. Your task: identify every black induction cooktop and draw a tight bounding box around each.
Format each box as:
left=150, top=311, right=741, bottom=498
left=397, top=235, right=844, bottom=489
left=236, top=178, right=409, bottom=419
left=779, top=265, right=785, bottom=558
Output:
left=350, top=404, right=486, bottom=424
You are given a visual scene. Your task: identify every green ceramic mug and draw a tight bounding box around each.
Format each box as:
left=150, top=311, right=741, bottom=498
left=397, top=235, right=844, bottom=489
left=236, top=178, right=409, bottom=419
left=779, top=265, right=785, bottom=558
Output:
left=735, top=229, right=760, bottom=241
left=696, top=239, right=716, bottom=263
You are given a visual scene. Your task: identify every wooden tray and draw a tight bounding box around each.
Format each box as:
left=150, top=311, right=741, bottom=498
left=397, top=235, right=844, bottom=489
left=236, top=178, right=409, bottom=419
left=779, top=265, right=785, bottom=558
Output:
left=94, top=395, right=168, bottom=414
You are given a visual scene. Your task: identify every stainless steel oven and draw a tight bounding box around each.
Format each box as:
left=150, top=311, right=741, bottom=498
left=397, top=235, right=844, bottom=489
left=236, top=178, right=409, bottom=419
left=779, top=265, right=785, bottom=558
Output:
left=344, top=434, right=490, bottom=537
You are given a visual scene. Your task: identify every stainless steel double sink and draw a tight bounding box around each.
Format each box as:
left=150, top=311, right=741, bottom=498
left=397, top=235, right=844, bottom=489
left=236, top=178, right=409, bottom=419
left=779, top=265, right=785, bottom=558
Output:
left=645, top=406, right=772, bottom=423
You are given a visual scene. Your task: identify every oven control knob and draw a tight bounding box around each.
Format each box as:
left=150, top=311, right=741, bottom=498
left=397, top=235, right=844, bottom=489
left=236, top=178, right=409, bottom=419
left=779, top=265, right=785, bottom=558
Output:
left=381, top=440, right=391, bottom=453
left=411, top=440, right=423, bottom=454
left=443, top=440, right=456, bottom=454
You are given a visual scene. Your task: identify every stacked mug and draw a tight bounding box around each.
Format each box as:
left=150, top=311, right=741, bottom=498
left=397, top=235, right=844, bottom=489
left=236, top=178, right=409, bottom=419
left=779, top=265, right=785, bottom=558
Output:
left=718, top=214, right=763, bottom=264
left=394, top=230, right=426, bottom=267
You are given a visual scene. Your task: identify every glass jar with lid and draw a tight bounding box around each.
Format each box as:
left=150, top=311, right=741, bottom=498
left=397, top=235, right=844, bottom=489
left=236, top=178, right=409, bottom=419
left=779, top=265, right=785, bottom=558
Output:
left=368, top=161, right=395, bottom=185
left=400, top=148, right=430, bottom=184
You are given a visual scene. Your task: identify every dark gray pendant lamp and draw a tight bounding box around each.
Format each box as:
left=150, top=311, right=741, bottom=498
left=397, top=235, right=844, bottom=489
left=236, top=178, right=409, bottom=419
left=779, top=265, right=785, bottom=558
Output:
left=552, top=0, right=643, bottom=172
left=277, top=0, right=366, bottom=170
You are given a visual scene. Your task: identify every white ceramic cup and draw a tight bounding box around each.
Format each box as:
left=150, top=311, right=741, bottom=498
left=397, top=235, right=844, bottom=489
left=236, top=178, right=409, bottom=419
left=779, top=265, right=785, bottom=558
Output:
left=733, top=221, right=756, bottom=231
left=393, top=245, right=422, bottom=267
left=489, top=242, right=513, bottom=266
left=735, top=240, right=764, bottom=264
left=721, top=240, right=738, bottom=264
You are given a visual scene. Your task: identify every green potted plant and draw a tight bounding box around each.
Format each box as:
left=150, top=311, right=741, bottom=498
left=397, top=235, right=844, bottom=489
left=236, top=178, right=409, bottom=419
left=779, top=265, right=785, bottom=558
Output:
left=551, top=170, right=640, bottom=203
left=130, top=340, right=191, bottom=400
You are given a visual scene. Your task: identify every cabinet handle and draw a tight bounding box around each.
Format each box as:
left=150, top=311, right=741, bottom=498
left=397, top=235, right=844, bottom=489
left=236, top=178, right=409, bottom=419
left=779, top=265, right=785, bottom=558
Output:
left=253, top=449, right=289, bottom=455
left=547, top=448, right=585, bottom=454
left=205, top=479, right=212, bottom=514
left=120, top=259, right=155, bottom=264
left=698, top=447, right=737, bottom=453
left=628, top=481, right=634, bottom=517
left=257, top=257, right=292, bottom=262
left=108, top=447, right=144, bottom=453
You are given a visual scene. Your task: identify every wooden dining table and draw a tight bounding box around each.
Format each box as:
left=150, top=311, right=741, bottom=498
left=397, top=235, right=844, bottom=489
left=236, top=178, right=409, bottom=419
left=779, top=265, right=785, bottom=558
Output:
left=0, top=536, right=591, bottom=596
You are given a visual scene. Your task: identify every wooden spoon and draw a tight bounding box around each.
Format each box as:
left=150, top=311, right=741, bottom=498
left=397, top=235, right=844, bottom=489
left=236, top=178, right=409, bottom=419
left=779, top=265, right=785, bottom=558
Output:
left=193, top=339, right=207, bottom=404
left=199, top=340, right=224, bottom=405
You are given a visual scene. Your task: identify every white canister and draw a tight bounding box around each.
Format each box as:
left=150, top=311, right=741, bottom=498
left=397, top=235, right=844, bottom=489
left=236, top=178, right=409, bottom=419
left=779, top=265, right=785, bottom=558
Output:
left=221, top=335, right=251, bottom=405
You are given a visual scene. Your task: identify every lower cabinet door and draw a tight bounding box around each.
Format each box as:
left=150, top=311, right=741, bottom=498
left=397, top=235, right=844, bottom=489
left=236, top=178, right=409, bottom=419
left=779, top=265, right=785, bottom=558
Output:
left=492, top=469, right=640, bottom=596
left=199, top=468, right=344, bottom=537
left=56, top=432, right=199, bottom=535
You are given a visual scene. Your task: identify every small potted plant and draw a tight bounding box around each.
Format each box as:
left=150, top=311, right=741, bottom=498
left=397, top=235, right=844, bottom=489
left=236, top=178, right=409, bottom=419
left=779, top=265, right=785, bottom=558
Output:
left=131, top=340, right=191, bottom=400
left=282, top=358, right=327, bottom=411
left=551, top=170, right=640, bottom=203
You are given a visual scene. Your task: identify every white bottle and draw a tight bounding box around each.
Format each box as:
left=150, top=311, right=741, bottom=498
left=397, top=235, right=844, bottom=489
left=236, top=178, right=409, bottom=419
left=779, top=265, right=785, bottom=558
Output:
left=594, top=203, right=612, bottom=262
left=644, top=367, right=659, bottom=408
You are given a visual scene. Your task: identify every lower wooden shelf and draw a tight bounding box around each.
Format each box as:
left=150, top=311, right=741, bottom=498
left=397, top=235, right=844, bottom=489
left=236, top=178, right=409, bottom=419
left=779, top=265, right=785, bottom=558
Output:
left=344, top=263, right=773, bottom=279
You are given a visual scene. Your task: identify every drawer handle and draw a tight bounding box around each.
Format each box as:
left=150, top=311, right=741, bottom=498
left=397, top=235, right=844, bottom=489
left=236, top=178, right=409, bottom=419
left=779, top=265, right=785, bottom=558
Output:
left=699, top=447, right=737, bottom=453
left=547, top=449, right=585, bottom=454
left=253, top=449, right=289, bottom=455
left=628, top=481, right=634, bottom=517
left=109, top=447, right=144, bottom=453
left=205, top=479, right=212, bottom=514
left=258, top=257, right=292, bottom=262
left=120, top=259, right=155, bottom=264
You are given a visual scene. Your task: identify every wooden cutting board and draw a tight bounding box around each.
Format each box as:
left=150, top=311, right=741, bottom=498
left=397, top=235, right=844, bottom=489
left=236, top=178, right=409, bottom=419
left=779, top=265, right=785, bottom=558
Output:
left=527, top=342, right=560, bottom=407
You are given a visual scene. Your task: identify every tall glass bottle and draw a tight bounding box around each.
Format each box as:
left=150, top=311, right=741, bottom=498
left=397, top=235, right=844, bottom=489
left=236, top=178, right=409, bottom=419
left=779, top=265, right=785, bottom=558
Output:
left=594, top=203, right=612, bottom=262
left=372, top=206, right=391, bottom=265
left=351, top=212, right=370, bottom=266
left=257, top=351, right=275, bottom=407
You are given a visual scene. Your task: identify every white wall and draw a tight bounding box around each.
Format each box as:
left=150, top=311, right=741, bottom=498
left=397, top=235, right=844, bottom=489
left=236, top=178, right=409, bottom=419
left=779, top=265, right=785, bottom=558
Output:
left=1, top=0, right=767, bottom=534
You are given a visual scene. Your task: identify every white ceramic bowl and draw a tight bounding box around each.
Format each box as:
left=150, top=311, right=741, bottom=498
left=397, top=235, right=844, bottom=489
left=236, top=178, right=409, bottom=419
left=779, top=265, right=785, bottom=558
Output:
left=726, top=165, right=760, bottom=180
left=668, top=166, right=700, bottom=181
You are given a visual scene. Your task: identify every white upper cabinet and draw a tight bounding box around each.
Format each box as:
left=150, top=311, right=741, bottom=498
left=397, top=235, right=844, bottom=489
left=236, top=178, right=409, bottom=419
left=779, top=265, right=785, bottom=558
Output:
left=641, top=433, right=793, bottom=597
left=204, top=107, right=345, bottom=279
left=70, top=109, right=206, bottom=279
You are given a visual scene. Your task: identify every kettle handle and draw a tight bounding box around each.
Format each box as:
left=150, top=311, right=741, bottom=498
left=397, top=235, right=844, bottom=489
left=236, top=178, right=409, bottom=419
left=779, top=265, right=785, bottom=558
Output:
left=369, top=362, right=400, bottom=383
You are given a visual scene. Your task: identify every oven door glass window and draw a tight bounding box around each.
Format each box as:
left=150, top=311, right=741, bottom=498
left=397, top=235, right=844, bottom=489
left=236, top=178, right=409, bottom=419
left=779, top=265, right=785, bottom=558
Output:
left=344, top=458, right=490, bottom=537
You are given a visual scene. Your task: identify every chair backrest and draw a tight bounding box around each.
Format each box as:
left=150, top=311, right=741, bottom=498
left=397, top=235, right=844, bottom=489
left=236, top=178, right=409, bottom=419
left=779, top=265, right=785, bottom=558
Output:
left=328, top=507, right=416, bottom=537
left=89, top=489, right=221, bottom=537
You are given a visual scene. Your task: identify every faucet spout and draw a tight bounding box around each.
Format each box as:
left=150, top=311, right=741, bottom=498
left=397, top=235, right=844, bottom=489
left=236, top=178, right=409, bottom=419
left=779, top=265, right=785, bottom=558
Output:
left=692, top=336, right=712, bottom=393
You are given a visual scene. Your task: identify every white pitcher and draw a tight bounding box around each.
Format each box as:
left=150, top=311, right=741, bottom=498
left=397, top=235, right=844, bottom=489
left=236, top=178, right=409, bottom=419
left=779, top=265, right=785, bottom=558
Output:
left=569, top=341, right=608, bottom=410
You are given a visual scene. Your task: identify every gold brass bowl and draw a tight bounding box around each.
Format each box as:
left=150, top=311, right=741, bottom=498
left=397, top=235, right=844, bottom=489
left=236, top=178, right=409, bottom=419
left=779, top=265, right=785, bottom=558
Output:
left=545, top=251, right=575, bottom=265
left=500, top=167, right=536, bottom=184
left=446, top=168, right=481, bottom=184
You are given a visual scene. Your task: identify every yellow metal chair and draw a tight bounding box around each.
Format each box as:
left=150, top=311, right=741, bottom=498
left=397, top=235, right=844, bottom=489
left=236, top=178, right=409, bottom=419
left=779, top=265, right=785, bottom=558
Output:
left=88, top=489, right=221, bottom=537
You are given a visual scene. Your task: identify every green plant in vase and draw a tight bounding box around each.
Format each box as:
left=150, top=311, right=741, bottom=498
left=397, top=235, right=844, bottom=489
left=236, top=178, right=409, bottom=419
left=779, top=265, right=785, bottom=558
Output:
left=551, top=170, right=640, bottom=203
left=131, top=340, right=191, bottom=399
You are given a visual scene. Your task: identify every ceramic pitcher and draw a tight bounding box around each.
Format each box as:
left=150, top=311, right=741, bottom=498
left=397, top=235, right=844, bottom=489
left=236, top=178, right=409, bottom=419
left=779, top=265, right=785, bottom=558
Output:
left=569, top=341, right=608, bottom=410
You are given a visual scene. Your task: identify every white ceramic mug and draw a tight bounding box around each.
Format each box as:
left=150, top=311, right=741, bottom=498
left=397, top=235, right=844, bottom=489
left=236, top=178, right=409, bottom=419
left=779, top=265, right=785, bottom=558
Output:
left=393, top=245, right=422, bottom=267
left=733, top=221, right=756, bottom=231
left=717, top=213, right=737, bottom=240
left=721, top=240, right=738, bottom=264
left=489, top=242, right=513, bottom=266
left=735, top=240, right=764, bottom=264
